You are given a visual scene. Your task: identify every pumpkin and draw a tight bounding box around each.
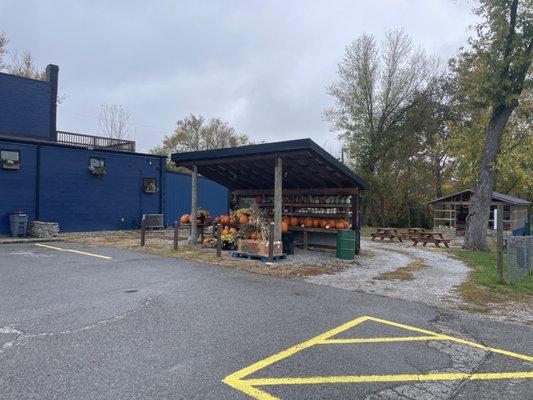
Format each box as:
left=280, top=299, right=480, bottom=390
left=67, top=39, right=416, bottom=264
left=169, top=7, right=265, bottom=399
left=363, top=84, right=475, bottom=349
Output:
left=221, top=215, right=230, bottom=224
left=304, top=217, right=313, bottom=228
left=250, top=232, right=259, bottom=240
left=229, top=227, right=238, bottom=234
left=342, top=220, right=349, bottom=229
left=312, top=219, right=320, bottom=228
left=289, top=216, right=298, bottom=226
left=319, top=219, right=327, bottom=228
left=329, top=219, right=337, bottom=227
left=281, top=221, right=288, bottom=232
left=335, top=221, right=345, bottom=230
left=202, top=238, right=210, bottom=245
left=221, top=227, right=230, bottom=235
left=180, top=214, right=190, bottom=224
left=239, top=215, right=249, bottom=224
left=214, top=216, right=221, bottom=223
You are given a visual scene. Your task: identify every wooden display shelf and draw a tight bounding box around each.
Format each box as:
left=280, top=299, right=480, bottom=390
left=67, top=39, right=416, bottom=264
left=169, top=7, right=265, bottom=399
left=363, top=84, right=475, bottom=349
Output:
left=288, top=226, right=345, bottom=233
left=259, top=203, right=351, bottom=208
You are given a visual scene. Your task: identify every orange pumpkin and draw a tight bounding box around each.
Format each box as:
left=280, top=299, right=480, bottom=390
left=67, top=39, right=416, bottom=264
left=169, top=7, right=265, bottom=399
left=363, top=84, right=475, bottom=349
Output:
left=239, top=215, right=249, bottom=224
left=281, top=221, right=288, bottom=232
left=214, top=216, right=220, bottom=223
left=319, top=219, right=327, bottom=228
left=221, top=227, right=230, bottom=235
left=304, top=217, right=313, bottom=228
left=343, top=220, right=350, bottom=229
left=312, top=219, right=320, bottom=228
left=289, top=217, right=298, bottom=226
left=221, top=215, right=230, bottom=224
left=335, top=221, right=345, bottom=230
left=180, top=214, right=190, bottom=224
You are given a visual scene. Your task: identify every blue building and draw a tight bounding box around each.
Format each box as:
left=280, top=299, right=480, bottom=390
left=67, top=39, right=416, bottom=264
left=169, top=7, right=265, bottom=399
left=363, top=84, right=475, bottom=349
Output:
left=0, top=65, right=228, bottom=235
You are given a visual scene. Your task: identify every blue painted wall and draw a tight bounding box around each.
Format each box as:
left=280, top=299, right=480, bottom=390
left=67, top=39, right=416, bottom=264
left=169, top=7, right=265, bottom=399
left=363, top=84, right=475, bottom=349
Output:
left=0, top=139, right=165, bottom=234
left=0, top=72, right=54, bottom=139
left=164, top=171, right=229, bottom=226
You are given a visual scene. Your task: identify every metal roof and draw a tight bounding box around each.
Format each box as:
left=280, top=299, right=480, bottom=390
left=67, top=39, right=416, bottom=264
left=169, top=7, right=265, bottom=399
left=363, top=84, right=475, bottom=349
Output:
left=171, top=139, right=369, bottom=190
left=428, top=189, right=531, bottom=205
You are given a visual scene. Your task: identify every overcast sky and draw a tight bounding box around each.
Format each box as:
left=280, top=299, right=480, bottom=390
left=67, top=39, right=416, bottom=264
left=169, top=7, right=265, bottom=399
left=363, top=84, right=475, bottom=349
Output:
left=1, top=0, right=479, bottom=153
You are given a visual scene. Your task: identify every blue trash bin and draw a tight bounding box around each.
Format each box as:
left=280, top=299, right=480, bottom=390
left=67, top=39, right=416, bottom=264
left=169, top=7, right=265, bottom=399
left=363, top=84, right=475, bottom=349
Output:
left=9, top=212, right=28, bottom=237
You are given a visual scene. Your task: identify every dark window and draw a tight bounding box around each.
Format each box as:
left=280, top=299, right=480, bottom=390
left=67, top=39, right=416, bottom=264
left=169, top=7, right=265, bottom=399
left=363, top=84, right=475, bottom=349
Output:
left=1, top=150, right=21, bottom=170
left=143, top=177, right=158, bottom=193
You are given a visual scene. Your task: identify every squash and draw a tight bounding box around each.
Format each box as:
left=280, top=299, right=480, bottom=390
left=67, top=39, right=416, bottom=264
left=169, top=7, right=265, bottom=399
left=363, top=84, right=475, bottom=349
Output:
left=180, top=214, right=190, bottom=224
left=319, top=219, right=327, bottom=228
left=239, top=215, right=249, bottom=224
left=281, top=221, right=288, bottom=232
left=289, top=216, right=298, bottom=226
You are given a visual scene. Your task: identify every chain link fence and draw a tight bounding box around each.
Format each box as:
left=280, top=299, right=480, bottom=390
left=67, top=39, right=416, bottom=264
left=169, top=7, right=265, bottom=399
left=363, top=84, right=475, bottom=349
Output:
left=507, top=235, right=532, bottom=283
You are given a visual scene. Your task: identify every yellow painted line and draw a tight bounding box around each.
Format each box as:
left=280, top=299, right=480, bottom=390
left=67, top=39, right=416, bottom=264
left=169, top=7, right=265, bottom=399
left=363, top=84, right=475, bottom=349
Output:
left=242, top=371, right=533, bottom=386
left=321, top=335, right=448, bottom=344
left=35, top=243, right=111, bottom=260
left=223, top=315, right=533, bottom=400
left=223, top=316, right=370, bottom=397
left=366, top=316, right=533, bottom=362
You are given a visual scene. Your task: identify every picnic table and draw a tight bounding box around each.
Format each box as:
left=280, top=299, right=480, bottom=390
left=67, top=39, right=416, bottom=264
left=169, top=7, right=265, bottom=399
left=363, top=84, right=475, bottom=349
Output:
left=371, top=227, right=403, bottom=242
left=411, top=231, right=451, bottom=248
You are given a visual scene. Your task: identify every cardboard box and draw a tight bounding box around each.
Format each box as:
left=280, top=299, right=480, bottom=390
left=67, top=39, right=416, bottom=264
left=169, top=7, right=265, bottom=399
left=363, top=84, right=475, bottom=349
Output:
left=237, top=239, right=283, bottom=256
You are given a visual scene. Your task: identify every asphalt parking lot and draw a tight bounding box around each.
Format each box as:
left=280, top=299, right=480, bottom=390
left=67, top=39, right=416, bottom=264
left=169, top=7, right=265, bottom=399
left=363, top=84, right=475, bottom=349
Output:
left=0, top=242, right=532, bottom=399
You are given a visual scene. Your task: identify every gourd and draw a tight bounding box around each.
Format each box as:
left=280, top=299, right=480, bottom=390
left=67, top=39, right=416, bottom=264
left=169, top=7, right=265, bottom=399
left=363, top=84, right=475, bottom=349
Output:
left=180, top=214, right=190, bottom=224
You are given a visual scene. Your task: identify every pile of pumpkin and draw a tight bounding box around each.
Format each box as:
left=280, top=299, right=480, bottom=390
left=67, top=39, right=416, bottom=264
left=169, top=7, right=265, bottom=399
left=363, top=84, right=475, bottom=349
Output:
left=285, top=216, right=349, bottom=229
left=179, top=209, right=211, bottom=225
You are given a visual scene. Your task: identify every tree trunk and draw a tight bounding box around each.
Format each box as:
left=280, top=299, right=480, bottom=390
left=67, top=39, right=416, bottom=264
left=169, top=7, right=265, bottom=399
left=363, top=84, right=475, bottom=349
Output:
left=433, top=155, right=443, bottom=198
left=463, top=104, right=515, bottom=251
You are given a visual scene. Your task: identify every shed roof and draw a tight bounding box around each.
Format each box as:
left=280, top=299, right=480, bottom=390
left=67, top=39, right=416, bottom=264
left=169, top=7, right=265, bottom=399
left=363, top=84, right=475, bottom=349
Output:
left=428, top=189, right=531, bottom=205
left=171, top=139, right=369, bottom=191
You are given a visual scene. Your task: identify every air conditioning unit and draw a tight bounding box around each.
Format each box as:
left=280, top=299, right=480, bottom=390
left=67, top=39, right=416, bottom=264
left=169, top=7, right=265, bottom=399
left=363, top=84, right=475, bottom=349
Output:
left=143, top=214, right=164, bottom=229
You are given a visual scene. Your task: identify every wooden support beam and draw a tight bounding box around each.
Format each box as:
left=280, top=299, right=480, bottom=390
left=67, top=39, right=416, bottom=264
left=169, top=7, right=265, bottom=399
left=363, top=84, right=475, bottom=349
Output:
left=140, top=216, right=146, bottom=246
left=268, top=222, right=275, bottom=262
left=216, top=223, right=222, bottom=257
left=274, top=157, right=282, bottom=242
left=352, top=188, right=360, bottom=254
left=173, top=221, right=179, bottom=251
left=189, top=164, right=198, bottom=244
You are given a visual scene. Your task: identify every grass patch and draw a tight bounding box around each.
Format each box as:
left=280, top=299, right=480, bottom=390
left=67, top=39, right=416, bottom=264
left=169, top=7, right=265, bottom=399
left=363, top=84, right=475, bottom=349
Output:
left=448, top=247, right=532, bottom=309
left=360, top=226, right=373, bottom=238
left=374, top=259, right=427, bottom=281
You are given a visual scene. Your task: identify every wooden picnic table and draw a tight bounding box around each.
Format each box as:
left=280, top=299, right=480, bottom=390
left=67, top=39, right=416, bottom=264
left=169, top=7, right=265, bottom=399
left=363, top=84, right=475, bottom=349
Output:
left=371, top=227, right=403, bottom=242
left=411, top=231, right=451, bottom=248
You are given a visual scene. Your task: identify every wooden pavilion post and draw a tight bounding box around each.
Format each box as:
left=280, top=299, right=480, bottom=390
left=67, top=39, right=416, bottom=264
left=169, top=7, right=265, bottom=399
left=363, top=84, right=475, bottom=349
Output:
left=274, top=157, right=283, bottom=242
left=189, top=163, right=198, bottom=245
left=352, top=188, right=360, bottom=254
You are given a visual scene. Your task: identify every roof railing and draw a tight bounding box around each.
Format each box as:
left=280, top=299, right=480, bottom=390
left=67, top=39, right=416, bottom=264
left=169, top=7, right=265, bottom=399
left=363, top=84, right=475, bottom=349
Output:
left=56, top=130, right=136, bottom=152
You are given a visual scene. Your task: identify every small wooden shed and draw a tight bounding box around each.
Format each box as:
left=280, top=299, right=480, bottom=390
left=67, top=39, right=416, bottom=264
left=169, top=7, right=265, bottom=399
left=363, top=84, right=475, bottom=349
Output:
left=428, top=189, right=531, bottom=232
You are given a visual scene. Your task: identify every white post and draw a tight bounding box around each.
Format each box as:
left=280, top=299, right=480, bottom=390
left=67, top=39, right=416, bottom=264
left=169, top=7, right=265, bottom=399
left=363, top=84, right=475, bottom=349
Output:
left=274, top=157, right=282, bottom=242
left=189, top=163, right=198, bottom=244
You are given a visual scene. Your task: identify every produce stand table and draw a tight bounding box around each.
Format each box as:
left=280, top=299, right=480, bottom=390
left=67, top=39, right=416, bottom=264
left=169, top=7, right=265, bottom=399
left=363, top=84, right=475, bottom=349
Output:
left=287, top=226, right=342, bottom=250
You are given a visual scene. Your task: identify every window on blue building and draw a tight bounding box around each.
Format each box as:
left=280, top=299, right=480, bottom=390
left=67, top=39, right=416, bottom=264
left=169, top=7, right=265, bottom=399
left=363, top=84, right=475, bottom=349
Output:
left=1, top=150, right=21, bottom=170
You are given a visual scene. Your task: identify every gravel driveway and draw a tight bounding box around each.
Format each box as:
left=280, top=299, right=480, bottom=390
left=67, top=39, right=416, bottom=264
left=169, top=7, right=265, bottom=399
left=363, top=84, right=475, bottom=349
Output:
left=306, top=239, right=470, bottom=308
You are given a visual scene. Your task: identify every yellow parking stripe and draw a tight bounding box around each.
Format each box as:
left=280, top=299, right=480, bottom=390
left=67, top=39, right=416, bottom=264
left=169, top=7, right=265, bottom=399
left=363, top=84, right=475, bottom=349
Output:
left=223, top=315, right=533, bottom=400
left=35, top=243, right=111, bottom=259
left=321, top=335, right=448, bottom=344
left=242, top=371, right=533, bottom=386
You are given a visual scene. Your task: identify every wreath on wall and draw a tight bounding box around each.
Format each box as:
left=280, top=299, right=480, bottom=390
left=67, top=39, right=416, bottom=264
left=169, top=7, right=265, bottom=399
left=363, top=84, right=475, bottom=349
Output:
left=88, top=165, right=107, bottom=176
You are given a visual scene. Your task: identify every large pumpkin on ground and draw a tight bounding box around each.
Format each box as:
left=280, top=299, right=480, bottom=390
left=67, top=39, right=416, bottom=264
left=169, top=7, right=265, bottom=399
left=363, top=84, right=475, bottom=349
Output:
left=180, top=214, right=190, bottom=224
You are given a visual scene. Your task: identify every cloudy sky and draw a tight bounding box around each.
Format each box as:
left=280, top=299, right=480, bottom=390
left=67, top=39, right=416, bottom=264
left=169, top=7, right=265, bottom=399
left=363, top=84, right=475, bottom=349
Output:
left=1, top=0, right=478, bottom=153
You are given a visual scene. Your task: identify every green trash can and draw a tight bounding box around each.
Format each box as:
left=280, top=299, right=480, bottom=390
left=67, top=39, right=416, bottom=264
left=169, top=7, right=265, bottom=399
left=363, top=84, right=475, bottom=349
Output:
left=336, top=229, right=356, bottom=260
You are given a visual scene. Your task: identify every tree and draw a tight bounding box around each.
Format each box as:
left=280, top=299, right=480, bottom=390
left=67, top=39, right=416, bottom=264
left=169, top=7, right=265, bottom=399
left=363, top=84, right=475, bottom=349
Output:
left=150, top=114, right=250, bottom=170
left=6, top=50, right=46, bottom=80
left=98, top=104, right=131, bottom=140
left=0, top=33, right=8, bottom=70
left=326, top=30, right=439, bottom=226
left=459, top=0, right=532, bottom=250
